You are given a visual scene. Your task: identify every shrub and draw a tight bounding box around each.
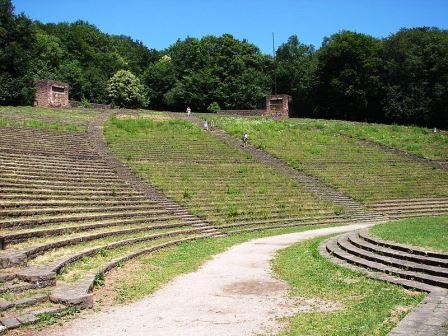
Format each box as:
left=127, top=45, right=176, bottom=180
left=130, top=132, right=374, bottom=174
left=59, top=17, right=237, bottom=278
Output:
left=207, top=102, right=221, bottom=113
left=80, top=97, right=91, bottom=108
left=107, top=70, right=146, bottom=109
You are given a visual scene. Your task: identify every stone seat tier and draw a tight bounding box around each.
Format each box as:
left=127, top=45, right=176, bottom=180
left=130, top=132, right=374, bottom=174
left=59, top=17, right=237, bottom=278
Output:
left=348, top=233, right=448, bottom=268
left=0, top=225, right=205, bottom=271
left=325, top=233, right=448, bottom=288
left=0, top=203, right=180, bottom=218
left=358, top=230, right=448, bottom=259
left=0, top=209, right=196, bottom=229
left=1, top=217, right=204, bottom=246
left=340, top=233, right=448, bottom=278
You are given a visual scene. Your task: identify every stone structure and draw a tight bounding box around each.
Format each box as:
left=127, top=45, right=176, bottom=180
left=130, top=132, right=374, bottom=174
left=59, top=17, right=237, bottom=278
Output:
left=34, top=80, right=69, bottom=108
left=262, top=94, right=292, bottom=119
left=217, top=94, right=292, bottom=119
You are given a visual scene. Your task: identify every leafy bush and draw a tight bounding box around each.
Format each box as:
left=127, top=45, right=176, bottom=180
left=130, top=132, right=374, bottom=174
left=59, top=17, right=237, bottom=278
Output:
left=207, top=102, right=221, bottom=113
left=80, top=97, right=91, bottom=108
left=107, top=70, right=146, bottom=108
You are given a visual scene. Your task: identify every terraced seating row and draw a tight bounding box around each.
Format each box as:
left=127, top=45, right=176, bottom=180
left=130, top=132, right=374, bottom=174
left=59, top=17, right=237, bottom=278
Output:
left=207, top=116, right=448, bottom=220
left=321, top=228, right=448, bottom=336
left=322, top=228, right=448, bottom=290
left=0, top=124, right=216, bottom=331
left=0, top=106, right=101, bottom=132
left=369, top=197, right=448, bottom=219
left=105, top=114, right=368, bottom=239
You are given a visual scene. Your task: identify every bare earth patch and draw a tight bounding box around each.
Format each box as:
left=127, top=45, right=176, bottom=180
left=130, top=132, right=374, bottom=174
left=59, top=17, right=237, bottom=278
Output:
left=30, top=224, right=369, bottom=336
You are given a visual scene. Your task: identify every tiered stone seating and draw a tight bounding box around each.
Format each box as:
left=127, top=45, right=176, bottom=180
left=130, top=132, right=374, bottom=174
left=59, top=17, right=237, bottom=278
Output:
left=322, top=229, right=448, bottom=290
left=106, top=114, right=364, bottom=237
left=0, top=125, right=216, bottom=331
left=321, top=229, right=448, bottom=335
left=369, top=197, right=448, bottom=219
left=208, top=116, right=448, bottom=220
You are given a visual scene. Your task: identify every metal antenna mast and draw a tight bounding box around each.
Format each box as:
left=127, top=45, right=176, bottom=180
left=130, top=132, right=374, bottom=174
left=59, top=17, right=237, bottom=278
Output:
left=272, top=32, right=277, bottom=95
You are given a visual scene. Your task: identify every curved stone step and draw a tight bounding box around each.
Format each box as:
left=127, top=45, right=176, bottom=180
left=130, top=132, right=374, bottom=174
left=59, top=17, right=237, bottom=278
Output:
left=0, top=204, right=176, bottom=218
left=359, top=230, right=448, bottom=260
left=0, top=209, right=191, bottom=229
left=339, top=233, right=448, bottom=278
left=0, top=217, right=204, bottom=246
left=348, top=233, right=448, bottom=268
left=326, top=234, right=448, bottom=288
left=0, top=224, right=200, bottom=268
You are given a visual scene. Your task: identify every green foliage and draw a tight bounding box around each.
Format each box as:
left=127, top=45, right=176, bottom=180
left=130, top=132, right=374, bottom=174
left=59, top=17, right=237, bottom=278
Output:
left=207, top=102, right=221, bottom=113
left=275, top=35, right=316, bottom=117
left=158, top=34, right=271, bottom=112
left=313, top=31, right=383, bottom=122
left=93, top=272, right=105, bottom=288
left=381, top=28, right=448, bottom=128
left=0, top=0, right=36, bottom=105
left=107, top=70, right=146, bottom=108
left=1, top=1, right=447, bottom=129
left=80, top=97, right=91, bottom=108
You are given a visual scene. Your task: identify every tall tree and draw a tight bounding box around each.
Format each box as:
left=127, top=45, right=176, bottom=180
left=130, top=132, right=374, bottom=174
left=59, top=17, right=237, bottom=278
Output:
left=381, top=27, right=448, bottom=128
left=275, top=35, right=316, bottom=117
left=313, top=31, right=383, bottom=121
left=0, top=0, right=36, bottom=105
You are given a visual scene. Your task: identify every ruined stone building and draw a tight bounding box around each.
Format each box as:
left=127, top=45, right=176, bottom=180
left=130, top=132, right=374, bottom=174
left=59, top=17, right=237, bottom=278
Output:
left=34, top=80, right=69, bottom=108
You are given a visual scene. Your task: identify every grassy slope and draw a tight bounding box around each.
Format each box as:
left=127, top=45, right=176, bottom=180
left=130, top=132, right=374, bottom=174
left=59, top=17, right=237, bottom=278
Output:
left=273, top=237, right=424, bottom=336
left=313, top=119, right=448, bottom=161
left=0, top=106, right=101, bottom=132
left=104, top=113, right=341, bottom=229
left=206, top=115, right=448, bottom=203
left=370, top=216, right=448, bottom=252
left=204, top=114, right=448, bottom=161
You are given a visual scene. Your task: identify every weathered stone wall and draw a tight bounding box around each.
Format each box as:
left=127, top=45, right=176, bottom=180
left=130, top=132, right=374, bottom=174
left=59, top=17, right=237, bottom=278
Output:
left=34, top=80, right=69, bottom=108
left=217, top=109, right=266, bottom=117
left=217, top=95, right=292, bottom=119
left=264, top=94, right=292, bottom=119
left=69, top=100, right=112, bottom=110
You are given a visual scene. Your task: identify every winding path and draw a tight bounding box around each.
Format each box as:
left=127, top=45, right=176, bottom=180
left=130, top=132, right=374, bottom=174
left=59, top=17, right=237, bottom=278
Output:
left=43, top=224, right=371, bottom=336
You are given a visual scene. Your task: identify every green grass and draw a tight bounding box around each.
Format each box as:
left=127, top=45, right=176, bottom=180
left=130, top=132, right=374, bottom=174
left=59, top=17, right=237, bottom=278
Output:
left=369, top=216, right=448, bottom=252
left=0, top=106, right=101, bottom=132
left=104, top=115, right=343, bottom=229
left=205, top=115, right=448, bottom=204
left=272, top=237, right=425, bottom=336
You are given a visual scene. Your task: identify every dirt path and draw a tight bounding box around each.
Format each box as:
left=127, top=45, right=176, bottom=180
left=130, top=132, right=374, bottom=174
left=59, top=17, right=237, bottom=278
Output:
left=44, top=224, right=371, bottom=336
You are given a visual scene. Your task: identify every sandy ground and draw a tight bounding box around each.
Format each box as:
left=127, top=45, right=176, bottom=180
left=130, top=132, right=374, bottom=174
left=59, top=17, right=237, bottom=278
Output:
left=44, top=223, right=371, bottom=336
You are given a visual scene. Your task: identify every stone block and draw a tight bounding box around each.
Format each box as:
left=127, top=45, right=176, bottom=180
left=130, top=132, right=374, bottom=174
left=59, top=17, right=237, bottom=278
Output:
left=0, top=316, right=20, bottom=329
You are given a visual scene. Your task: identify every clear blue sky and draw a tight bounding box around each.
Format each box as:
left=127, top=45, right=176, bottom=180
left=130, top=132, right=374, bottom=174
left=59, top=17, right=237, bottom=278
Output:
left=13, top=0, right=448, bottom=54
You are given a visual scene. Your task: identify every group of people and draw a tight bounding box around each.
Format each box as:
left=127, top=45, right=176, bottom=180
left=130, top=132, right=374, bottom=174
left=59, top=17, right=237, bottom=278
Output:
left=186, top=106, right=249, bottom=147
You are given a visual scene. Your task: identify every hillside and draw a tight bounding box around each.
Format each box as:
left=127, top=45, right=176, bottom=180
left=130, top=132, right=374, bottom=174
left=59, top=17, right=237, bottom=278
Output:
left=0, top=107, right=446, bottom=333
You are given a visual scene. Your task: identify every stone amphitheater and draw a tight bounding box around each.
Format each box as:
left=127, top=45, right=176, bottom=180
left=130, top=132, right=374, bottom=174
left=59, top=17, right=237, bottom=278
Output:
left=0, top=108, right=447, bottom=334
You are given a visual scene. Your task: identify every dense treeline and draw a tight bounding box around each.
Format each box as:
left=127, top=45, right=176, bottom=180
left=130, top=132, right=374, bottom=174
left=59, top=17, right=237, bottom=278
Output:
left=1, top=0, right=447, bottom=128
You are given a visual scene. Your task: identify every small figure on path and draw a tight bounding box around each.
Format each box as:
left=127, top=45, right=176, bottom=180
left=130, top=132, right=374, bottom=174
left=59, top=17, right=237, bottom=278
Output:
left=204, top=120, right=209, bottom=131
left=242, top=132, right=248, bottom=148
left=186, top=107, right=192, bottom=117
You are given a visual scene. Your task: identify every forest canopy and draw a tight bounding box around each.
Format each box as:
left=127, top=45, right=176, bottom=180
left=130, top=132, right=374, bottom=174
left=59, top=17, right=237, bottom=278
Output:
left=1, top=0, right=447, bottom=128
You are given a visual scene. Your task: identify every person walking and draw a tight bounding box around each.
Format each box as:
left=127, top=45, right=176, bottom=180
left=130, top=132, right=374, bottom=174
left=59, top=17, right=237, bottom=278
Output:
left=242, top=132, right=248, bottom=148
left=204, top=120, right=209, bottom=131
left=186, top=107, right=192, bottom=117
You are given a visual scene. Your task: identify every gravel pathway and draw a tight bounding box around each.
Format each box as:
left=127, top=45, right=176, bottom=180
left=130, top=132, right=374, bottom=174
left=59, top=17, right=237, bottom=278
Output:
left=46, top=224, right=372, bottom=336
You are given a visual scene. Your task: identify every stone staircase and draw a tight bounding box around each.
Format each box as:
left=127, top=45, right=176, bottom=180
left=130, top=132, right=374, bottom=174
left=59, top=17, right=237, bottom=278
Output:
left=0, top=119, right=220, bottom=332
left=321, top=229, right=448, bottom=335
left=186, top=114, right=387, bottom=225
